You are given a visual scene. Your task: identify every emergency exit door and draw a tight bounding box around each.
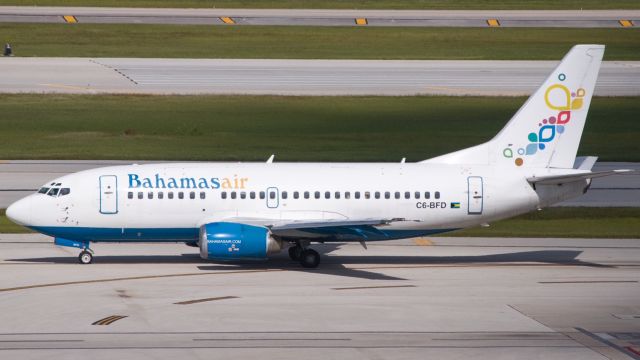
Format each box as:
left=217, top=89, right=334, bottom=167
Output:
left=467, top=176, right=483, bottom=215
left=99, top=175, right=118, bottom=214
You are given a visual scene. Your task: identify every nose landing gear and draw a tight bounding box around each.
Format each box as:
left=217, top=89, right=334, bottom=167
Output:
left=78, top=250, right=93, bottom=264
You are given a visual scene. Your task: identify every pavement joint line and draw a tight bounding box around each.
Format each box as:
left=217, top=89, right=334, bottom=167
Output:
left=332, top=284, right=416, bottom=290
left=0, top=269, right=283, bottom=293
left=538, top=280, right=637, bottom=284
left=174, top=296, right=238, bottom=305
left=193, top=338, right=352, bottom=341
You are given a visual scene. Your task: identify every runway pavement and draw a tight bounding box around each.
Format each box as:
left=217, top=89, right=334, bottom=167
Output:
left=0, top=235, right=638, bottom=359
left=0, top=7, right=639, bottom=27
left=1, top=58, right=639, bottom=96
left=0, top=160, right=637, bottom=208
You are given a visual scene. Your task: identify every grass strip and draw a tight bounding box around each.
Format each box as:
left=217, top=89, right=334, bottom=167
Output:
left=1, top=0, right=639, bottom=9
left=446, top=207, right=640, bottom=238
left=1, top=24, right=638, bottom=60
left=0, top=94, right=638, bottom=162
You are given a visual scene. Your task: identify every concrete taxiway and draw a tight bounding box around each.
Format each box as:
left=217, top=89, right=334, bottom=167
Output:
left=0, top=234, right=638, bottom=359
left=1, top=58, right=639, bottom=96
left=0, top=7, right=638, bottom=27
left=0, top=160, right=638, bottom=208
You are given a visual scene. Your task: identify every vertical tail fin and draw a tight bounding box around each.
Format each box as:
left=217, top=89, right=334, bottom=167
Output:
left=423, top=45, right=604, bottom=169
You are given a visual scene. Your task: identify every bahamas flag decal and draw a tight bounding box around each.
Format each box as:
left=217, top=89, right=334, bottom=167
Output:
left=450, top=202, right=461, bottom=209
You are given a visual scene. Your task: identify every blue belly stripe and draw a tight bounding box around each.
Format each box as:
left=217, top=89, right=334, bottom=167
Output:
left=29, top=226, right=457, bottom=243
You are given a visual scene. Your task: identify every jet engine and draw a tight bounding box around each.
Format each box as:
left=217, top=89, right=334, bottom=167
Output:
left=199, top=222, right=283, bottom=260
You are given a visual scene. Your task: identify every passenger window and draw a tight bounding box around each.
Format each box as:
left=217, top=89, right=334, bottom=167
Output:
left=240, top=191, right=246, bottom=199
left=435, top=191, right=441, bottom=199
left=200, top=192, right=206, bottom=199
left=231, top=192, right=237, bottom=199
left=364, top=191, right=370, bottom=199
left=395, top=192, right=400, bottom=199
left=269, top=191, right=276, bottom=199
left=375, top=192, right=381, bottom=199
left=168, top=192, right=174, bottom=199
left=294, top=191, right=299, bottom=199
left=384, top=191, right=390, bottom=199
left=221, top=192, right=227, bottom=199
left=178, top=192, right=184, bottom=199
left=315, top=191, right=320, bottom=199
left=325, top=191, right=330, bottom=199
left=415, top=191, right=420, bottom=199
left=345, top=192, right=350, bottom=199
left=128, top=192, right=133, bottom=199
left=425, top=191, right=431, bottom=199
left=260, top=191, right=266, bottom=199
left=335, top=191, right=340, bottom=199
left=354, top=191, right=360, bottom=199
left=282, top=191, right=288, bottom=199
left=404, top=192, right=410, bottom=199
left=304, top=191, right=310, bottom=199
left=138, top=192, right=143, bottom=199
left=250, top=191, right=256, bottom=199
left=148, top=192, right=154, bottom=199
left=189, top=191, right=195, bottom=199
left=158, top=191, right=164, bottom=199
left=60, top=188, right=70, bottom=196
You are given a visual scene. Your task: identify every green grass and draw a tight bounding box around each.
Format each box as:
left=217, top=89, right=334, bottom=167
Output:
left=1, top=24, right=638, bottom=60
left=1, top=0, right=639, bottom=9
left=0, top=94, right=638, bottom=162
left=1, top=208, right=638, bottom=237
left=446, top=207, right=640, bottom=238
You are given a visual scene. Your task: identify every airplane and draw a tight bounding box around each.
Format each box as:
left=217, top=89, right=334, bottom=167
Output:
left=6, top=44, right=631, bottom=268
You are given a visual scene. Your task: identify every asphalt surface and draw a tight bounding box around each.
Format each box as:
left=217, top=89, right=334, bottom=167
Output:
left=0, top=235, right=638, bottom=359
left=1, top=58, right=639, bottom=96
left=0, top=7, right=639, bottom=27
left=0, top=160, right=637, bottom=208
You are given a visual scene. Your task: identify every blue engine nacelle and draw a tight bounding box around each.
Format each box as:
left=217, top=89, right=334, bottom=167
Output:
left=199, top=222, right=283, bottom=260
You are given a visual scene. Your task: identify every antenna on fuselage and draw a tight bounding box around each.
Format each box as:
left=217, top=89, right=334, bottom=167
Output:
left=266, top=154, right=275, bottom=163
left=400, top=158, right=406, bottom=163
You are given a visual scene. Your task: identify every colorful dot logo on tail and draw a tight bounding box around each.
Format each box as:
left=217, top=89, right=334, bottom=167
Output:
left=502, top=74, right=586, bottom=166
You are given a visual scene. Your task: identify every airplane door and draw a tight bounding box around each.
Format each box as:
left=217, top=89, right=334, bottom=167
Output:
left=99, top=175, right=118, bottom=214
left=467, top=176, right=483, bottom=215
left=266, top=187, right=279, bottom=209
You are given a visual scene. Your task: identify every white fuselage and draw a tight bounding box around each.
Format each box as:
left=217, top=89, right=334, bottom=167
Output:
left=7, top=161, right=588, bottom=243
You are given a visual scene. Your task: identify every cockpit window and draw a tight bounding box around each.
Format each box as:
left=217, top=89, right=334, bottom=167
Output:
left=39, top=183, right=70, bottom=197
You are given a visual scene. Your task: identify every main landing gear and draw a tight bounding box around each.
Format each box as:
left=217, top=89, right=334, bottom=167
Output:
left=288, top=243, right=320, bottom=268
left=78, top=249, right=93, bottom=264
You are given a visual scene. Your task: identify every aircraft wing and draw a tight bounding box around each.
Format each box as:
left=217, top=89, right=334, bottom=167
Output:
left=527, top=169, right=633, bottom=185
left=215, top=217, right=413, bottom=241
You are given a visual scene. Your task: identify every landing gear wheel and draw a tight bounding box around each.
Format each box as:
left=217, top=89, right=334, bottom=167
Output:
left=299, top=249, right=320, bottom=268
left=78, top=250, right=93, bottom=264
left=288, top=246, right=303, bottom=261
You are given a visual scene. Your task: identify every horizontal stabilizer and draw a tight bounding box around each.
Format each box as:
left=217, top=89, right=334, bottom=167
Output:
left=528, top=169, right=633, bottom=185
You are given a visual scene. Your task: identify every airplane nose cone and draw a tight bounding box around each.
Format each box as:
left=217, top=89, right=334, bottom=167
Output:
left=6, top=197, right=31, bottom=226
